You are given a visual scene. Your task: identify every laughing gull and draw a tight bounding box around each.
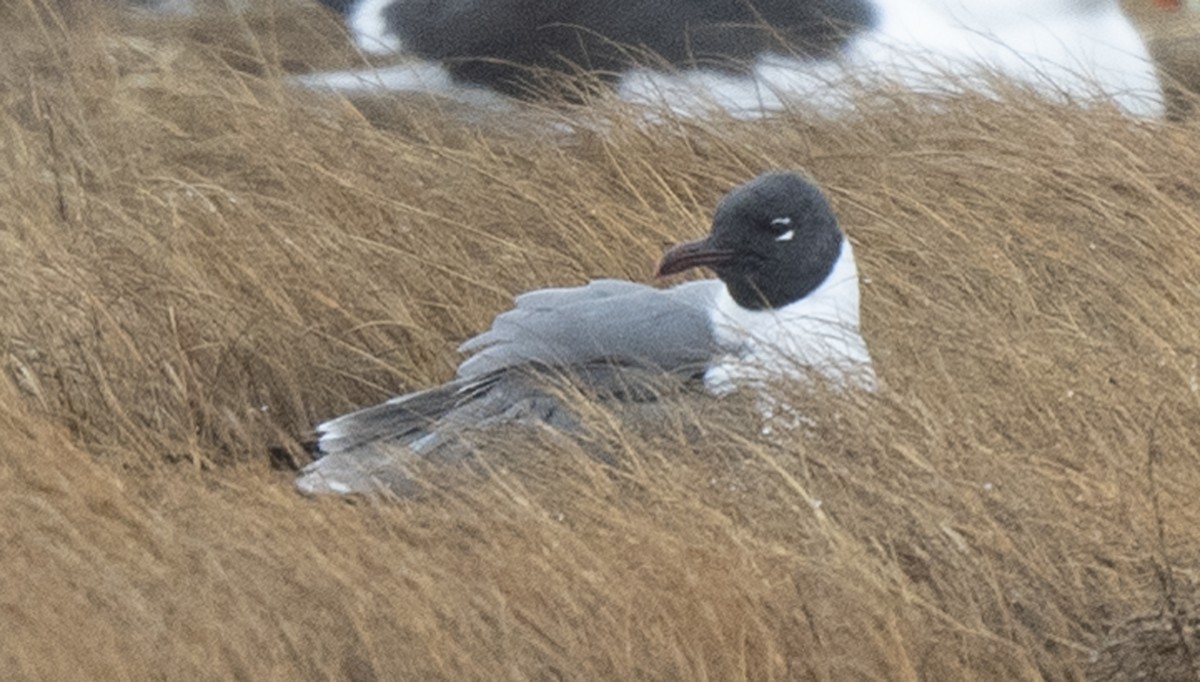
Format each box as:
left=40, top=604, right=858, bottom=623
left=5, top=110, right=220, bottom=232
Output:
left=296, top=172, right=874, bottom=496
left=304, top=0, right=1164, bottom=118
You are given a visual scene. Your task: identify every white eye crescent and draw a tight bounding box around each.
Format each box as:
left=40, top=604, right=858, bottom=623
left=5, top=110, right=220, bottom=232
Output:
left=770, top=217, right=794, bottom=241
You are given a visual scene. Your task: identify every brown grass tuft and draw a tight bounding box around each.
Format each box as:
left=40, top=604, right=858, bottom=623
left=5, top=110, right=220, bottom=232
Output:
left=5, top=1, right=1200, bottom=679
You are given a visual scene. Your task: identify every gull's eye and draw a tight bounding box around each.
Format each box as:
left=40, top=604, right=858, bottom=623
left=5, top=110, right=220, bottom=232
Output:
left=769, top=217, right=795, bottom=242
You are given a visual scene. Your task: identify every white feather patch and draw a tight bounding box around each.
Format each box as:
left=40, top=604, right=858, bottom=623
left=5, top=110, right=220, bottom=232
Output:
left=347, top=0, right=403, bottom=54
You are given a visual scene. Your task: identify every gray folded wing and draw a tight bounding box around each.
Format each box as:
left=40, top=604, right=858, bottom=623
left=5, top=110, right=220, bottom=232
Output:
left=457, top=278, right=721, bottom=379
left=297, top=279, right=724, bottom=496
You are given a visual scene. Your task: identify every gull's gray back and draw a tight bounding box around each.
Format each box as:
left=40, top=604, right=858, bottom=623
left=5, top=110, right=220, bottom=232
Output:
left=457, top=279, right=722, bottom=379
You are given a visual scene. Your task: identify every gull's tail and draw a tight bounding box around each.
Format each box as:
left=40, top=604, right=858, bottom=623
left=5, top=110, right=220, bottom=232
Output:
left=295, top=372, right=581, bottom=496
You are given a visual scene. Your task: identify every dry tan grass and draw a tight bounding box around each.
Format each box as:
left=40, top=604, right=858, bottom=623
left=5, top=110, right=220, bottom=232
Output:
left=5, top=1, right=1200, bottom=679
left=1123, top=0, right=1200, bottom=118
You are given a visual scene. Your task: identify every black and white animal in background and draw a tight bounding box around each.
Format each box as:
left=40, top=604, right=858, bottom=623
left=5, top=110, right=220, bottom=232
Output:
left=296, top=172, right=875, bottom=496
left=304, top=0, right=1166, bottom=118
left=332, top=0, right=875, bottom=96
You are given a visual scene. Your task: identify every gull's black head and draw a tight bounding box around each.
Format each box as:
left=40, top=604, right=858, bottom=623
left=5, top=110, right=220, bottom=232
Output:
left=656, top=172, right=845, bottom=310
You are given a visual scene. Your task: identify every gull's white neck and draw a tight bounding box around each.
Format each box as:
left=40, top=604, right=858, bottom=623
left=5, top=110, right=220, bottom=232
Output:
left=704, top=238, right=876, bottom=394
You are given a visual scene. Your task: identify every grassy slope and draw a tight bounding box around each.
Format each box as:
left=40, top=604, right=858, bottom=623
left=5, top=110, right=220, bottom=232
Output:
left=4, top=1, right=1200, bottom=679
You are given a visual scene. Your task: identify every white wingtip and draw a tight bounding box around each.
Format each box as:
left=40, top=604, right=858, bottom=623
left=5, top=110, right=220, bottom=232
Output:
left=346, top=0, right=404, bottom=55
left=295, top=459, right=354, bottom=495
left=313, top=417, right=347, bottom=455
left=292, top=62, right=452, bottom=94
left=291, top=63, right=515, bottom=115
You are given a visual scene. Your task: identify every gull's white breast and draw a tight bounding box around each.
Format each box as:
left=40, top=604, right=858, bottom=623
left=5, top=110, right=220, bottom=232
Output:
left=703, top=239, right=876, bottom=395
